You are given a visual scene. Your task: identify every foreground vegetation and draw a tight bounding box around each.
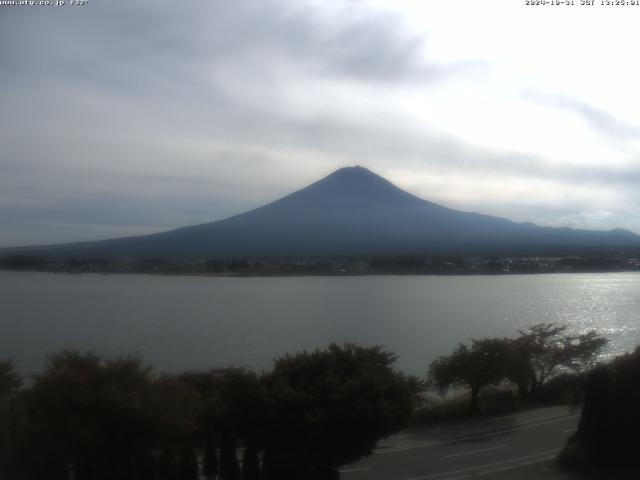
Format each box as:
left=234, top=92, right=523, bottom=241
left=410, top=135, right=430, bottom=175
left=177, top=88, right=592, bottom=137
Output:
left=560, top=346, right=640, bottom=476
left=427, top=323, right=607, bottom=413
left=0, top=324, right=611, bottom=479
left=0, top=344, right=419, bottom=480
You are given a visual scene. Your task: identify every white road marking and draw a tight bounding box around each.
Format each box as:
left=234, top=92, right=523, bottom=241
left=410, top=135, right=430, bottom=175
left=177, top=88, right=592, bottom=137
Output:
left=407, top=449, right=559, bottom=480
left=379, top=441, right=439, bottom=454
left=562, top=428, right=576, bottom=434
left=378, top=414, right=578, bottom=455
left=339, top=466, right=372, bottom=473
left=478, top=454, right=557, bottom=476
left=444, top=444, right=508, bottom=459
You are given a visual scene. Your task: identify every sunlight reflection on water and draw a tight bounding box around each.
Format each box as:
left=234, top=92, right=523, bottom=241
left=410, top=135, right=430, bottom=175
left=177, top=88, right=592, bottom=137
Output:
left=2, top=271, right=639, bottom=375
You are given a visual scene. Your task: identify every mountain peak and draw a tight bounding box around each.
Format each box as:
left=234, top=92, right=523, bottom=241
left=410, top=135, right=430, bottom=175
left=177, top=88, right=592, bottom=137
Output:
left=327, top=165, right=378, bottom=178
left=338, top=165, right=368, bottom=172
left=318, top=165, right=395, bottom=188
left=301, top=165, right=413, bottom=201
left=249, top=165, right=434, bottom=217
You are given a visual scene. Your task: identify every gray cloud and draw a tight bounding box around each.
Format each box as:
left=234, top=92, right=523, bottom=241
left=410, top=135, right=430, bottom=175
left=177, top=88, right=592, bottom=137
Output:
left=1, top=0, right=637, bottom=246
left=523, top=90, right=640, bottom=143
left=1, top=0, right=491, bottom=246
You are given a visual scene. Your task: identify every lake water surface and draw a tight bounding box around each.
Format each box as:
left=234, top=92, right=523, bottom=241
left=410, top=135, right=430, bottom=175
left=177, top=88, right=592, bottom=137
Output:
left=2, top=271, right=640, bottom=375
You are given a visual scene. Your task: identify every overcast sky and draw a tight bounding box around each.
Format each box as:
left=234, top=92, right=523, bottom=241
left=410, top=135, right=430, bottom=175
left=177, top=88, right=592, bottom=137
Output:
left=2, top=0, right=640, bottom=246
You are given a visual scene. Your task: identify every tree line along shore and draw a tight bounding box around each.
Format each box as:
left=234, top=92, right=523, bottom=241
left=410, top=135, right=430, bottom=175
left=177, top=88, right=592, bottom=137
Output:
left=2, top=253, right=640, bottom=276
left=0, top=323, right=637, bottom=479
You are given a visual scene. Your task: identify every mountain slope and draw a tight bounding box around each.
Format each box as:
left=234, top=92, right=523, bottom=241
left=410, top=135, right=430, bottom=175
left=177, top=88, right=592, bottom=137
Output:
left=5, top=166, right=640, bottom=258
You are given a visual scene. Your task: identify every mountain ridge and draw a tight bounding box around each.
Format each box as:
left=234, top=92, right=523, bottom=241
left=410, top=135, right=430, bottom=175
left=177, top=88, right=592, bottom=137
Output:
left=3, top=166, right=640, bottom=259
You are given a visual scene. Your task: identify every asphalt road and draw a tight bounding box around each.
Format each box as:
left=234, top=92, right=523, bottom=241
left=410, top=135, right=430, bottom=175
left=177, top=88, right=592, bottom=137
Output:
left=339, top=406, right=580, bottom=480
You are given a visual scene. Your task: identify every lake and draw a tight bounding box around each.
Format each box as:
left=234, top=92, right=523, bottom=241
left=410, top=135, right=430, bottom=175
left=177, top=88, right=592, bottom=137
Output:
left=2, top=271, right=639, bottom=376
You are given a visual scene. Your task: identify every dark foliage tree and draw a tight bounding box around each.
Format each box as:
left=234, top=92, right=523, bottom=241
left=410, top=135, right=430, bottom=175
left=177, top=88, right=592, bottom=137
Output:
left=564, top=346, right=640, bottom=469
left=262, top=343, right=418, bottom=477
left=26, top=351, right=157, bottom=480
left=0, top=360, right=23, bottom=478
left=177, top=447, right=199, bottom=480
left=0, top=360, right=21, bottom=397
left=180, top=368, right=266, bottom=480
left=507, top=323, right=607, bottom=398
left=4, top=344, right=421, bottom=479
left=156, top=449, right=179, bottom=480
left=242, top=440, right=261, bottom=480
left=202, top=435, right=219, bottom=479
left=429, top=338, right=510, bottom=412
left=429, top=324, right=608, bottom=409
left=147, top=373, right=200, bottom=478
left=560, top=330, right=609, bottom=371
left=219, top=431, right=241, bottom=480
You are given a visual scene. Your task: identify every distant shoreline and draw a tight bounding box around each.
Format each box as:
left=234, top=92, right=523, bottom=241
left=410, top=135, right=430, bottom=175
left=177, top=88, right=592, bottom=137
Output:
left=3, top=252, right=640, bottom=277
left=2, top=268, right=640, bottom=278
